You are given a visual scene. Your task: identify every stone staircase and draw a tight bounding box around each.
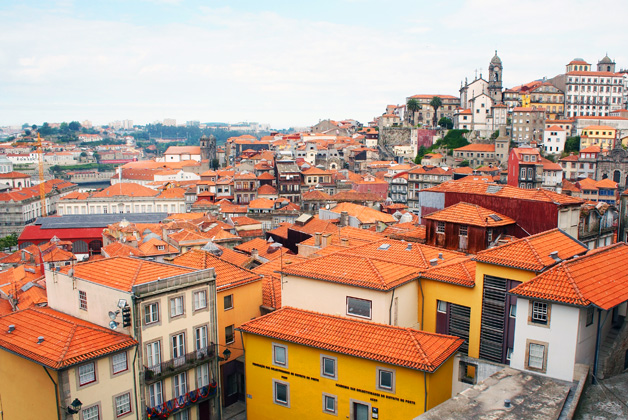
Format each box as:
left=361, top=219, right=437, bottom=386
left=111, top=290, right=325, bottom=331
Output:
left=597, top=322, right=624, bottom=379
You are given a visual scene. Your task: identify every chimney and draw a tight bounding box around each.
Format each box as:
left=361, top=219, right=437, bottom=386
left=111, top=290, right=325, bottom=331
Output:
left=251, top=248, right=259, bottom=259
left=7, top=325, right=15, bottom=333
left=549, top=251, right=561, bottom=262
left=438, top=252, right=444, bottom=260
left=340, top=237, right=349, bottom=247
left=321, top=233, right=332, bottom=248
left=314, top=232, right=321, bottom=247
left=429, top=258, right=438, bottom=266
left=340, top=211, right=349, bottom=227
left=406, top=243, right=412, bottom=251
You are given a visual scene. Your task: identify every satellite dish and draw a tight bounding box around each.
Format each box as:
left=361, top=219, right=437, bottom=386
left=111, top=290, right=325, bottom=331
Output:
left=109, top=320, right=119, bottom=330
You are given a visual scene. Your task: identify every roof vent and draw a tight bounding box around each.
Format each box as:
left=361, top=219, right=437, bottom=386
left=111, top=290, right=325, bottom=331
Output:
left=504, top=399, right=512, bottom=408
left=406, top=244, right=412, bottom=251
left=429, top=258, right=438, bottom=266
left=549, top=251, right=561, bottom=262
left=438, top=252, right=444, bottom=260
left=378, top=243, right=391, bottom=251
left=37, top=336, right=45, bottom=344
left=7, top=325, right=15, bottom=333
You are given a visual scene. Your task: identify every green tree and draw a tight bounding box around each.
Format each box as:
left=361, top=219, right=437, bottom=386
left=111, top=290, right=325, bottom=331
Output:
left=406, top=98, right=421, bottom=126
left=59, top=122, right=69, bottom=133
left=459, top=160, right=470, bottom=167
left=38, top=122, right=54, bottom=136
left=429, top=96, right=443, bottom=128
left=438, top=117, right=453, bottom=129
left=22, top=123, right=30, bottom=129
left=0, top=233, right=18, bottom=250
left=69, top=121, right=81, bottom=131
left=414, top=145, right=428, bottom=164
left=564, top=136, right=580, bottom=154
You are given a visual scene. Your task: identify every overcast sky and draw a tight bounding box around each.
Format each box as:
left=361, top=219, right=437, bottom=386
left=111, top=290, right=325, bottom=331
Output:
left=1, top=0, right=627, bottom=129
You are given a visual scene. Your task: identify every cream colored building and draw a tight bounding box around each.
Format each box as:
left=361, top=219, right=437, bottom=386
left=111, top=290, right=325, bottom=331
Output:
left=45, top=256, right=222, bottom=420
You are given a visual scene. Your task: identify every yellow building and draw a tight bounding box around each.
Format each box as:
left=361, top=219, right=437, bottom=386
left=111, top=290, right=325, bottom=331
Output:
left=580, top=125, right=616, bottom=149
left=172, top=248, right=263, bottom=407
left=238, top=307, right=463, bottom=420
left=0, top=306, right=137, bottom=420
left=417, top=229, right=587, bottom=384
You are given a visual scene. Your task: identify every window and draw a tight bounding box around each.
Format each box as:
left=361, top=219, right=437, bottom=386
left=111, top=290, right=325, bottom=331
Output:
left=376, top=367, right=395, bottom=392
left=173, top=410, right=189, bottom=420
left=224, top=294, right=233, bottom=310
left=321, top=355, right=337, bottom=379
left=526, top=341, right=547, bottom=372
left=148, top=382, right=163, bottom=407
left=225, top=324, right=235, bottom=344
left=273, top=379, right=289, bottom=406
left=170, top=296, right=184, bottom=318
left=323, top=394, right=337, bottom=414
left=174, top=372, right=187, bottom=397
left=436, top=221, right=445, bottom=233
left=144, top=302, right=159, bottom=325
left=509, top=304, right=517, bottom=318
left=79, top=290, right=87, bottom=310
left=437, top=300, right=447, bottom=313
left=193, top=290, right=207, bottom=311
left=195, top=325, right=208, bottom=351
left=346, top=297, right=372, bottom=319
left=112, top=352, right=128, bottom=374
left=459, top=225, right=468, bottom=237
left=586, top=306, right=595, bottom=326
left=487, top=229, right=493, bottom=242
left=82, top=405, right=99, bottom=420
left=197, top=363, right=210, bottom=388
left=273, top=344, right=287, bottom=367
left=531, top=301, right=549, bottom=325
left=459, top=361, right=477, bottom=385
left=78, top=362, right=96, bottom=386
left=114, top=393, right=131, bottom=417
left=172, top=333, right=185, bottom=364
left=146, top=341, right=161, bottom=369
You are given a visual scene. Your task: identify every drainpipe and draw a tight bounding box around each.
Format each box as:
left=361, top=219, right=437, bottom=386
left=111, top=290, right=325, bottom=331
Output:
left=132, top=346, right=139, bottom=418
left=388, top=288, right=396, bottom=325
left=418, top=278, right=425, bottom=330
left=43, top=366, right=61, bottom=420
left=593, top=308, right=610, bottom=384
left=239, top=329, right=247, bottom=416
left=423, top=371, right=428, bottom=413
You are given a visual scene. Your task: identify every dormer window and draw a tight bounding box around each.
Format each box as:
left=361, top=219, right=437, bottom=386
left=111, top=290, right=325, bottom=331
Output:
left=157, top=245, right=165, bottom=251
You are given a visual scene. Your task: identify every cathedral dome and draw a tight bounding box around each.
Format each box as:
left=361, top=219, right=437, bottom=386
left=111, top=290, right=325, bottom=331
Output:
left=490, top=50, right=502, bottom=64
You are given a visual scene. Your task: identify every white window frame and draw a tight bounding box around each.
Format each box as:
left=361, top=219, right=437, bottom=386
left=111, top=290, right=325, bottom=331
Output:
left=321, top=355, right=337, bottom=380
left=172, top=333, right=186, bottom=361
left=196, top=363, right=210, bottom=388
left=79, top=290, right=88, bottom=311
left=436, top=221, right=445, bottom=234
left=527, top=342, right=546, bottom=371
left=322, top=393, right=337, bottom=414
left=78, top=362, right=96, bottom=386
left=82, top=405, right=99, bottom=420
left=195, top=325, right=208, bottom=351
left=112, top=352, right=128, bottom=374
left=194, top=290, right=207, bottom=311
left=170, top=296, right=184, bottom=318
left=148, top=382, right=163, bottom=407
left=144, top=302, right=159, bottom=325
left=114, top=393, right=131, bottom=417
left=173, top=372, right=187, bottom=398
left=346, top=296, right=372, bottom=319
left=531, top=301, right=549, bottom=325
left=273, top=343, right=288, bottom=367
left=273, top=379, right=290, bottom=407
left=376, top=367, right=396, bottom=393
left=225, top=324, right=235, bottom=344
left=224, top=294, right=234, bottom=311
left=146, top=341, right=161, bottom=369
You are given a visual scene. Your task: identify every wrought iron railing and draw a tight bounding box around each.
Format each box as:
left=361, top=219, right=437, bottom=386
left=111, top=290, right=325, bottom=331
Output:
left=144, top=345, right=216, bottom=383
left=146, top=383, right=218, bottom=419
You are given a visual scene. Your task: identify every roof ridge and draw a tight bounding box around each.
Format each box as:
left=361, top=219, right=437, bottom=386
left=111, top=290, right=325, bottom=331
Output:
left=59, top=323, right=78, bottom=362
left=559, top=263, right=588, bottom=305
left=523, top=237, right=545, bottom=267
left=365, top=258, right=387, bottom=287
left=406, top=328, right=430, bottom=367
left=131, top=260, right=144, bottom=287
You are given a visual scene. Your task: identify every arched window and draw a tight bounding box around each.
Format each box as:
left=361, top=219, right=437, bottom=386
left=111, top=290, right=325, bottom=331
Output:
left=88, top=240, right=103, bottom=254
left=613, top=170, right=621, bottom=184
left=72, top=240, right=89, bottom=254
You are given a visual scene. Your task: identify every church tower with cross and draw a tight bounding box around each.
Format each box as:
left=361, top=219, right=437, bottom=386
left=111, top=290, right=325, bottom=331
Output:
left=488, top=50, right=503, bottom=104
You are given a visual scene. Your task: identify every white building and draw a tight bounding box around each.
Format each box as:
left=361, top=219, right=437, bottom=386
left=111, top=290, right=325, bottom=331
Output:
left=510, top=243, right=628, bottom=382
left=543, top=125, right=567, bottom=154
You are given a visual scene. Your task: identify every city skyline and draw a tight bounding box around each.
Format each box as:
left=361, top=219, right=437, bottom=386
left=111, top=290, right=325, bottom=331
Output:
left=1, top=0, right=627, bottom=128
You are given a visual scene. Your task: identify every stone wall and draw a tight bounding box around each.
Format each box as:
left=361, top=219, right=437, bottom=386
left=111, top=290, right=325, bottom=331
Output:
left=379, top=127, right=412, bottom=147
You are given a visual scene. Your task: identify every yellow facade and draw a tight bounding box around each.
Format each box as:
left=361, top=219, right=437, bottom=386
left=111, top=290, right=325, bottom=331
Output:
left=241, top=333, right=455, bottom=420
left=418, top=262, right=537, bottom=359
left=0, top=350, right=59, bottom=420
left=580, top=127, right=616, bottom=149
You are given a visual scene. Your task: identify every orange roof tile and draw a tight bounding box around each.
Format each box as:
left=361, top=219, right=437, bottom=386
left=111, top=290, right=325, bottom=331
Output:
left=262, top=275, right=282, bottom=309
left=302, top=190, right=332, bottom=201
left=91, top=183, right=158, bottom=198
left=256, top=184, right=277, bottom=195
left=138, top=238, right=179, bottom=256
left=0, top=307, right=137, bottom=369
left=61, top=257, right=195, bottom=292
left=248, top=198, right=275, bottom=209
left=420, top=258, right=476, bottom=287
left=454, top=144, right=495, bottom=152
left=238, top=307, right=463, bottom=372
left=423, top=202, right=515, bottom=227
left=330, top=202, right=396, bottom=224
left=474, top=229, right=587, bottom=272
left=101, top=242, right=144, bottom=258
left=234, top=238, right=288, bottom=259
left=510, top=243, right=628, bottom=310
left=171, top=249, right=261, bottom=291
left=595, top=178, right=617, bottom=189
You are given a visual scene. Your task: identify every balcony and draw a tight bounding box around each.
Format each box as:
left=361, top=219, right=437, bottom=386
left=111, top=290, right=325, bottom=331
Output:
left=146, top=383, right=218, bottom=419
left=144, top=345, right=216, bottom=383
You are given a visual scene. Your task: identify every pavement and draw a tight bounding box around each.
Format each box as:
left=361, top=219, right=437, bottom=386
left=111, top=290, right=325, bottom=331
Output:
left=574, top=371, right=628, bottom=420
left=223, top=400, right=246, bottom=420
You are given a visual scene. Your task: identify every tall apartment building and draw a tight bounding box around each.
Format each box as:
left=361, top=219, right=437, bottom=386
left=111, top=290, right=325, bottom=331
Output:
left=511, top=107, right=546, bottom=143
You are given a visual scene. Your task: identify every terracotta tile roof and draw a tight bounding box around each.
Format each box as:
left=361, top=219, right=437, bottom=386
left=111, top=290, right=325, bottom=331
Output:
left=454, top=144, right=495, bottom=152
left=0, top=171, right=31, bottom=179
left=0, top=307, right=137, bottom=370
left=423, top=181, right=584, bottom=205
left=423, top=202, right=515, bottom=227
left=262, top=275, right=282, bottom=309
left=474, top=229, right=587, bottom=272
left=256, top=184, right=277, bottom=195
left=577, top=178, right=598, bottom=191
left=331, top=190, right=383, bottom=202
left=235, top=238, right=288, bottom=259
left=420, top=258, right=476, bottom=287
left=212, top=246, right=251, bottom=267
left=138, top=238, right=179, bottom=256
left=266, top=222, right=291, bottom=239
left=165, top=146, right=201, bottom=155
left=168, top=229, right=211, bottom=245
left=248, top=198, right=275, bottom=209
left=61, top=257, right=195, bottom=292
left=157, top=187, right=186, bottom=199
left=298, top=226, right=383, bottom=248
left=540, top=158, right=562, bottom=171
left=330, top=202, right=396, bottom=225
left=101, top=242, right=144, bottom=258
left=510, top=243, right=628, bottom=310
left=91, top=183, right=158, bottom=198
left=302, top=190, right=332, bottom=201
left=171, top=249, right=261, bottom=291
left=238, top=307, right=463, bottom=372
left=231, top=216, right=261, bottom=226
left=595, top=178, right=617, bottom=189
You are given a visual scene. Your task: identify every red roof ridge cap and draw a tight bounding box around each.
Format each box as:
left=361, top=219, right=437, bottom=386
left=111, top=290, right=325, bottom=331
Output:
left=58, top=323, right=78, bottom=362
left=560, top=262, right=588, bottom=305
left=132, top=259, right=144, bottom=287
left=365, top=257, right=387, bottom=288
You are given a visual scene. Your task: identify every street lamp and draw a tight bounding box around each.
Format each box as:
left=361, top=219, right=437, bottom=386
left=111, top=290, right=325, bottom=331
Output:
left=66, top=398, right=82, bottom=415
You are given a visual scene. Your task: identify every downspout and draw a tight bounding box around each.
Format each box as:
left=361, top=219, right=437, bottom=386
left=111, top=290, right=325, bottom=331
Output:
left=43, top=366, right=61, bottom=420
left=593, top=308, right=610, bottom=384
left=388, top=288, right=396, bottom=325
left=423, top=371, right=428, bottom=413
left=239, top=329, right=247, bottom=414
left=418, top=278, right=425, bottom=330
left=132, top=346, right=139, bottom=418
